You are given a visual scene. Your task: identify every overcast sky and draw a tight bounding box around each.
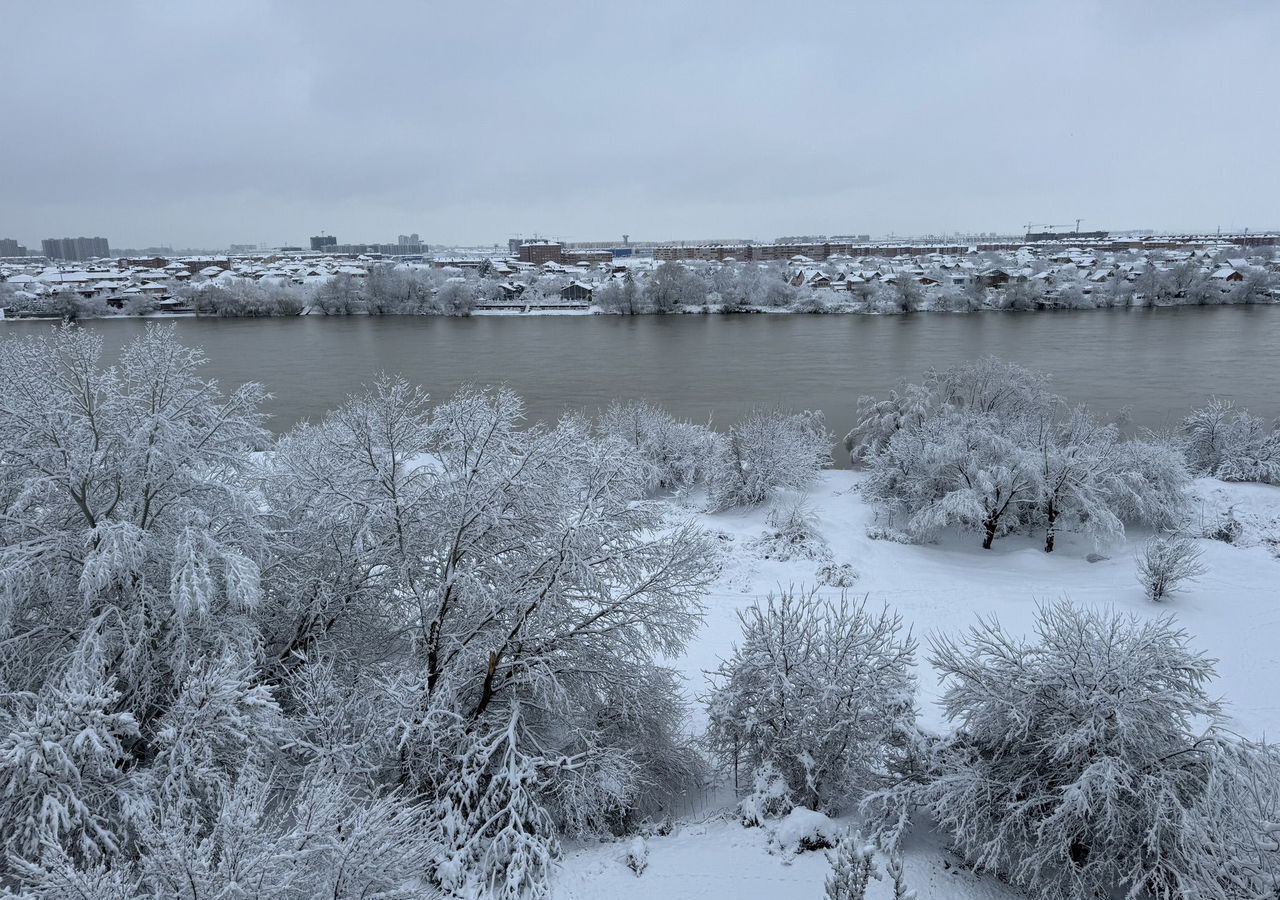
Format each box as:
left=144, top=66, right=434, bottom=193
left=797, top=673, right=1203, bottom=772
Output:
left=4, top=0, right=1278, bottom=249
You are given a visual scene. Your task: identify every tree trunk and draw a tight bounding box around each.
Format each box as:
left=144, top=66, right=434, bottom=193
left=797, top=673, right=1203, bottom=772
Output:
left=1044, top=503, right=1057, bottom=553
left=982, top=515, right=998, bottom=550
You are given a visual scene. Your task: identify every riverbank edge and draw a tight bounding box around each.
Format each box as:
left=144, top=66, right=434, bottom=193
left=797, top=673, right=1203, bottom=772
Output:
left=7, top=297, right=1279, bottom=324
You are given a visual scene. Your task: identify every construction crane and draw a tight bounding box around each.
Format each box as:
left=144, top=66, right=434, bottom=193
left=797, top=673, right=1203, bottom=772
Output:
left=1025, top=220, right=1085, bottom=236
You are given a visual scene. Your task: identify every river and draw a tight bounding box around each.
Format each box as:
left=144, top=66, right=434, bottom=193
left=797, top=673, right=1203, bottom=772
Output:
left=5, top=307, right=1277, bottom=464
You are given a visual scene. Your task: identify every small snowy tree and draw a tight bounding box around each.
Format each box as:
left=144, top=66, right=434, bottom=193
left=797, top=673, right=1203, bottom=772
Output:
left=706, top=589, right=916, bottom=814
left=884, top=853, right=915, bottom=900
left=751, top=498, right=830, bottom=561
left=925, top=601, right=1277, bottom=900
left=706, top=408, right=832, bottom=510
left=856, top=359, right=1054, bottom=548
left=824, top=831, right=879, bottom=900
left=1136, top=533, right=1206, bottom=601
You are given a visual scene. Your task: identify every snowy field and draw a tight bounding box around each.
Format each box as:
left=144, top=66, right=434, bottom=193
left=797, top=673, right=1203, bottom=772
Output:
left=554, top=471, right=1280, bottom=899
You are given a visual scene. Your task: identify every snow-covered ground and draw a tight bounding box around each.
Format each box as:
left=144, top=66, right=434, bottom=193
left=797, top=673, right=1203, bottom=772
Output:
left=553, top=471, right=1280, bottom=899
left=556, top=816, right=1025, bottom=900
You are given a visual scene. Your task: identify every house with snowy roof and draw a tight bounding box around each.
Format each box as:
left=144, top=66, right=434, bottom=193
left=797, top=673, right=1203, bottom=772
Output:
left=559, top=281, right=594, bottom=303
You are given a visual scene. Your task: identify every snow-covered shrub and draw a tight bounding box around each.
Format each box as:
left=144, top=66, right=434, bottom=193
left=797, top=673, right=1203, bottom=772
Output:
left=768, top=807, right=841, bottom=854
left=1182, top=398, right=1280, bottom=483
left=11, top=768, right=441, bottom=900
left=737, top=761, right=794, bottom=827
left=706, top=589, right=917, bottom=814
left=791, top=290, right=830, bottom=314
left=750, top=498, right=831, bottom=561
left=824, top=830, right=878, bottom=898
left=1205, top=506, right=1244, bottom=543
left=706, top=408, right=832, bottom=510
left=623, top=837, right=649, bottom=876
left=924, top=601, right=1279, bottom=900
left=864, top=523, right=914, bottom=544
left=1136, top=533, right=1206, bottom=601
left=815, top=562, right=859, bottom=587
left=597, top=399, right=715, bottom=493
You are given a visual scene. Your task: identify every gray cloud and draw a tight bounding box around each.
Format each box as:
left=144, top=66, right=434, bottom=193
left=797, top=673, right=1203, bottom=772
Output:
left=4, top=0, right=1278, bottom=248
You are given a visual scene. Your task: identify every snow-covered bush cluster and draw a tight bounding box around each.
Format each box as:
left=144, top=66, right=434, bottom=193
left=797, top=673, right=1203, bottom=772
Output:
left=705, top=589, right=917, bottom=816
left=597, top=400, right=832, bottom=511
left=0, top=326, right=719, bottom=899
left=749, top=500, right=831, bottom=561
left=905, top=602, right=1280, bottom=900
left=597, top=399, right=716, bottom=493
left=706, top=586, right=1280, bottom=897
left=849, top=357, right=1190, bottom=550
left=705, top=408, right=832, bottom=511
left=1182, top=398, right=1280, bottom=484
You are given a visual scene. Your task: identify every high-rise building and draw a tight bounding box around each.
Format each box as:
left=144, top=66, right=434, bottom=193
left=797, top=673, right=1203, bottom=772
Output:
left=0, top=238, right=27, bottom=257
left=310, top=235, right=337, bottom=251
left=397, top=233, right=420, bottom=246
left=41, top=236, right=110, bottom=261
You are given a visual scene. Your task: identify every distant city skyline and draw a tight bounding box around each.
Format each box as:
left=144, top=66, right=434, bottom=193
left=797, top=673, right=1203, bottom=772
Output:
left=4, top=1, right=1279, bottom=249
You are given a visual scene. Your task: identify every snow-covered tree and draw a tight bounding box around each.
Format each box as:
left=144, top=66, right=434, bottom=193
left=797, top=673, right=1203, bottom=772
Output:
left=1100, top=436, right=1191, bottom=532
left=1136, top=533, right=1206, bottom=601
left=1030, top=406, right=1124, bottom=552
left=923, top=601, right=1280, bottom=900
left=263, top=380, right=715, bottom=895
left=646, top=262, right=706, bottom=312
left=10, top=769, right=441, bottom=900
left=856, top=359, right=1191, bottom=549
left=0, top=325, right=270, bottom=871
left=706, top=588, right=917, bottom=814
left=706, top=408, right=832, bottom=510
left=310, top=273, right=360, bottom=315
left=845, top=382, right=932, bottom=464
left=0, top=327, right=719, bottom=898
left=596, top=399, right=716, bottom=493
left=824, top=831, right=879, bottom=900
left=1182, top=398, right=1280, bottom=484
left=0, top=637, right=137, bottom=866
